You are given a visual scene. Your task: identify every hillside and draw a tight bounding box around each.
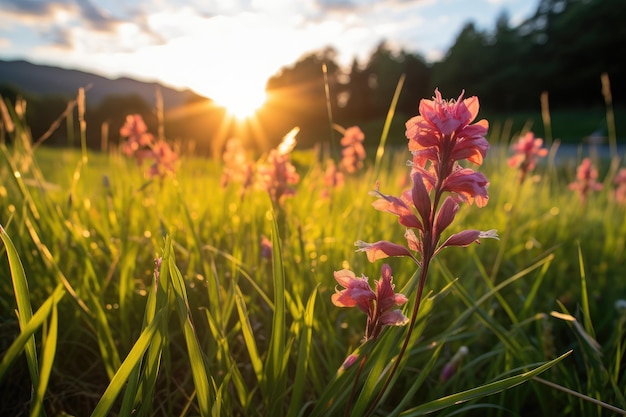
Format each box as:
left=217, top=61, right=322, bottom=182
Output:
left=0, top=59, right=203, bottom=110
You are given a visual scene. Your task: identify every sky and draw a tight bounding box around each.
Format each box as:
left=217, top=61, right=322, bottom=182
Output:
left=0, top=0, right=539, bottom=114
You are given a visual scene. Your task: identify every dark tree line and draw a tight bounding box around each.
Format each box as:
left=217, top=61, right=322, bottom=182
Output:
left=257, top=0, right=625, bottom=149
left=430, top=0, right=626, bottom=110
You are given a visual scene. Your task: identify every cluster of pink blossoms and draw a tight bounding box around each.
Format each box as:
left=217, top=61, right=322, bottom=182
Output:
left=340, top=126, right=366, bottom=174
left=320, top=126, right=366, bottom=198
left=568, top=157, right=602, bottom=203
left=256, top=149, right=300, bottom=205
left=333, top=265, right=408, bottom=341
left=220, top=137, right=255, bottom=197
left=120, top=114, right=177, bottom=179
left=508, top=131, right=548, bottom=183
left=221, top=128, right=300, bottom=207
left=332, top=89, right=497, bottom=343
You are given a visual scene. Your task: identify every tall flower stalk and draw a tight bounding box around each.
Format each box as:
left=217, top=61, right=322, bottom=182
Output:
left=508, top=131, right=548, bottom=185
left=490, top=131, right=549, bottom=281
left=569, top=157, right=602, bottom=204
left=334, top=89, right=496, bottom=415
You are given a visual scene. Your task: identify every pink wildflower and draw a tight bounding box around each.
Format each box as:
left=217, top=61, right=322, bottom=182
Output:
left=256, top=129, right=300, bottom=205
left=406, top=89, right=489, bottom=171
left=120, top=114, right=154, bottom=156
left=363, top=90, right=496, bottom=269
left=336, top=89, right=495, bottom=414
left=405, top=89, right=490, bottom=211
left=324, top=159, right=344, bottom=188
left=332, top=264, right=408, bottom=341
left=145, top=140, right=178, bottom=179
left=321, top=159, right=344, bottom=198
left=614, top=168, right=626, bottom=205
left=568, top=158, right=602, bottom=203
left=120, top=114, right=177, bottom=179
left=257, top=149, right=300, bottom=205
left=221, top=137, right=255, bottom=198
left=340, top=126, right=366, bottom=174
left=508, top=132, right=548, bottom=183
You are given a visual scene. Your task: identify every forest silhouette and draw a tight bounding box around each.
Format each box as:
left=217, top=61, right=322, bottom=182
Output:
left=1, top=0, right=624, bottom=156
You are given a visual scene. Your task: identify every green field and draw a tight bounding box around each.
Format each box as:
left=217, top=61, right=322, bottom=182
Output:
left=1, top=94, right=626, bottom=416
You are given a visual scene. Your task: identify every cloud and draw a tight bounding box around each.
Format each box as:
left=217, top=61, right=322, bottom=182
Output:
left=0, top=0, right=119, bottom=31
left=74, top=0, right=119, bottom=31
left=0, top=0, right=59, bottom=16
left=315, top=0, right=357, bottom=11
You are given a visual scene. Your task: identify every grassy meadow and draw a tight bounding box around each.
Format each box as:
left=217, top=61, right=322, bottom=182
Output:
left=1, top=91, right=626, bottom=417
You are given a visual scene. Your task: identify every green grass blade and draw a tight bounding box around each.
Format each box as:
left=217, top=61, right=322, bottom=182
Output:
left=167, top=238, right=213, bottom=417
left=350, top=284, right=443, bottom=416
left=387, top=339, right=446, bottom=417
left=90, top=309, right=164, bottom=417
left=307, top=341, right=376, bottom=417
left=265, top=210, right=288, bottom=414
left=120, top=256, right=169, bottom=416
left=83, top=290, right=122, bottom=380
left=234, top=285, right=264, bottom=385
left=436, top=255, right=554, bottom=357
left=373, top=73, right=405, bottom=179
left=472, top=251, right=518, bottom=325
left=0, top=284, right=65, bottom=381
left=287, top=287, right=318, bottom=417
left=577, top=243, right=595, bottom=338
left=521, top=252, right=554, bottom=316
left=23, top=216, right=91, bottom=315
left=398, top=350, right=572, bottom=416
left=30, top=300, right=59, bottom=417
left=0, top=224, right=39, bottom=387
left=202, top=244, right=274, bottom=309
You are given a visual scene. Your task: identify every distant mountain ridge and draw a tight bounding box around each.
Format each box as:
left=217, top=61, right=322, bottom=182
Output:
left=0, top=59, right=203, bottom=110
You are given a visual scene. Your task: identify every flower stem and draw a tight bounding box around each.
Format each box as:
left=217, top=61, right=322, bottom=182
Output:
left=345, top=354, right=368, bottom=417
left=363, top=255, right=432, bottom=417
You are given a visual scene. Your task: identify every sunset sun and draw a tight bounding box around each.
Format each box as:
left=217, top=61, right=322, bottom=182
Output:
left=190, top=66, right=270, bottom=121
left=212, top=85, right=267, bottom=120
